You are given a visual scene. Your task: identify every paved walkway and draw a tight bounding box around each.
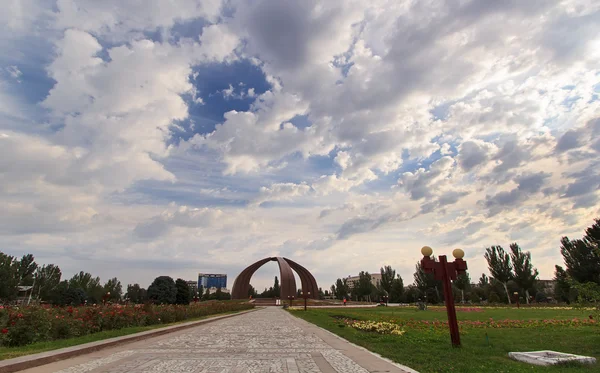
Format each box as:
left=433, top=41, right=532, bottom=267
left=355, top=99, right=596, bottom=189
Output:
left=20, top=307, right=416, bottom=373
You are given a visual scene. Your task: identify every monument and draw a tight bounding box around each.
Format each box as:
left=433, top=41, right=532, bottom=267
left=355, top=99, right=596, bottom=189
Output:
left=231, top=257, right=319, bottom=300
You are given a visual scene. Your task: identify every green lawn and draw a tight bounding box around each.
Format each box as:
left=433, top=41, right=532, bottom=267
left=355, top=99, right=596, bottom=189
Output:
left=0, top=309, right=248, bottom=361
left=290, top=306, right=600, bottom=373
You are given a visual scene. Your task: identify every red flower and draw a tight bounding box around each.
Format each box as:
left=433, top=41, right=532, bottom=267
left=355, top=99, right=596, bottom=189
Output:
left=1, top=328, right=8, bottom=334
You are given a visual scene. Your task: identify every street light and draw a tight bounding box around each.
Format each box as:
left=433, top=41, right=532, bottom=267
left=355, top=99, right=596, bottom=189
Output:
left=382, top=295, right=388, bottom=306
left=513, top=291, right=520, bottom=309
left=103, top=291, right=111, bottom=305
left=301, top=291, right=311, bottom=311
left=421, top=246, right=467, bottom=347
left=287, top=295, right=295, bottom=308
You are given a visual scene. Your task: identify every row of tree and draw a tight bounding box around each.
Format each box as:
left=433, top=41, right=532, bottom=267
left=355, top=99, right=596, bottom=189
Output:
left=0, top=253, right=231, bottom=306
left=329, top=218, right=600, bottom=305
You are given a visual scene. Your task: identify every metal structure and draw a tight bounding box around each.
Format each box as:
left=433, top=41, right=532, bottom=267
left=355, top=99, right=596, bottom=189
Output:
left=420, top=246, right=467, bottom=347
left=231, top=257, right=319, bottom=300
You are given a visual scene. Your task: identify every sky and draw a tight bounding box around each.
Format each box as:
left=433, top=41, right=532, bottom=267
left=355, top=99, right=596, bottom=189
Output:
left=1, top=0, right=599, bottom=293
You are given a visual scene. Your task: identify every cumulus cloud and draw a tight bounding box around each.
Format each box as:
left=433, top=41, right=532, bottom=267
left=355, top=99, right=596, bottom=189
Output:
left=0, top=0, right=599, bottom=291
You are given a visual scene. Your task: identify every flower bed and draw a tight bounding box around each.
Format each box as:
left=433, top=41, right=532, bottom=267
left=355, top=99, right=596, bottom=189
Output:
left=0, top=302, right=253, bottom=347
left=334, top=316, right=597, bottom=333
left=348, top=320, right=405, bottom=335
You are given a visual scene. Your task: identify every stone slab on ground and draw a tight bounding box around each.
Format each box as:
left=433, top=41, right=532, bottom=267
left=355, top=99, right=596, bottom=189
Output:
left=13, top=307, right=417, bottom=373
left=0, top=308, right=258, bottom=373
left=509, top=350, right=597, bottom=366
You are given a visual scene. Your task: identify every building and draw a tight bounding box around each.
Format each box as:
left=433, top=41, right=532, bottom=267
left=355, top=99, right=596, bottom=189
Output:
left=186, top=280, right=198, bottom=294
left=346, top=273, right=382, bottom=289
left=206, top=287, right=231, bottom=294
left=198, top=273, right=227, bottom=289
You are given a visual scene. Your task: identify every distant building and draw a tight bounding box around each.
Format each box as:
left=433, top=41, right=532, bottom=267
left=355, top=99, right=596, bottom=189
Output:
left=346, top=273, right=382, bottom=289
left=536, top=279, right=556, bottom=295
left=187, top=280, right=198, bottom=294
left=198, top=273, right=227, bottom=289
left=206, top=287, right=231, bottom=294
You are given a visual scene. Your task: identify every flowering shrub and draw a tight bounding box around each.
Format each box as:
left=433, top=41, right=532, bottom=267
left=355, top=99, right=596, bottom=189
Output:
left=0, top=301, right=253, bottom=347
left=430, top=307, right=484, bottom=313
left=347, top=320, right=405, bottom=335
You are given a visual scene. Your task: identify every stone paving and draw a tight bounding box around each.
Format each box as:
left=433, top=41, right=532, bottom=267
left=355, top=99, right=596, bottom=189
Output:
left=23, top=307, right=415, bottom=373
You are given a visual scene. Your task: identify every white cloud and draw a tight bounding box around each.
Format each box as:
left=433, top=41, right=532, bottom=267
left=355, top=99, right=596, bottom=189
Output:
left=0, top=0, right=599, bottom=291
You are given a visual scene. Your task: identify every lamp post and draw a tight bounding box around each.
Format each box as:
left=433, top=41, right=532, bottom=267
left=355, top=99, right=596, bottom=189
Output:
left=103, top=291, right=111, bottom=306
left=383, top=295, right=388, bottom=306
left=421, top=246, right=467, bottom=347
left=301, top=291, right=311, bottom=311
left=513, top=292, right=520, bottom=309
left=287, top=295, right=294, bottom=308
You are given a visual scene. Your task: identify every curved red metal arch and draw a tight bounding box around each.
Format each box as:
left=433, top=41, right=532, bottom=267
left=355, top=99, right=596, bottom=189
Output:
left=231, top=257, right=319, bottom=300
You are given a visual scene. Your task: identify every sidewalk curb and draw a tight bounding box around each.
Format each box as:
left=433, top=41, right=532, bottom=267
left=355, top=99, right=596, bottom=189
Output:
left=0, top=307, right=259, bottom=373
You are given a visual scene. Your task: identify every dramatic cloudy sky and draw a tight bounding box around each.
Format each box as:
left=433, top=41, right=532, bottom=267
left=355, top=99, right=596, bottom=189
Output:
left=1, top=0, right=599, bottom=291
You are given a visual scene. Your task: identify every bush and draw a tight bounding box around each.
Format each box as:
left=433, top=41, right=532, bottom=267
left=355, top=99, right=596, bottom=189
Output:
left=0, top=301, right=253, bottom=347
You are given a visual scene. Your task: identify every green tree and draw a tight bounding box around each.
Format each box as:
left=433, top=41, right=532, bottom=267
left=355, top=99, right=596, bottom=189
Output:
left=175, top=278, right=191, bottom=305
left=33, top=264, right=62, bottom=301
left=333, top=278, right=349, bottom=300
left=147, top=276, right=177, bottom=304
left=453, top=272, right=471, bottom=303
left=17, top=254, right=37, bottom=286
left=553, top=265, right=575, bottom=303
left=510, top=243, right=538, bottom=304
left=69, top=271, right=104, bottom=303
left=390, top=275, right=404, bottom=303
left=414, top=259, right=440, bottom=303
left=273, top=276, right=280, bottom=298
left=484, top=246, right=513, bottom=304
left=478, top=273, right=489, bottom=287
left=50, top=281, right=87, bottom=306
left=354, top=271, right=375, bottom=301
left=379, top=266, right=395, bottom=295
left=560, top=237, right=600, bottom=285
left=0, top=252, right=19, bottom=301
left=103, top=277, right=123, bottom=301
left=125, top=283, right=147, bottom=303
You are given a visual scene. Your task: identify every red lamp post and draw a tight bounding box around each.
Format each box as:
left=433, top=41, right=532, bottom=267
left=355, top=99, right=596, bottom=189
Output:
left=420, top=246, right=467, bottom=347
left=513, top=292, right=520, bottom=308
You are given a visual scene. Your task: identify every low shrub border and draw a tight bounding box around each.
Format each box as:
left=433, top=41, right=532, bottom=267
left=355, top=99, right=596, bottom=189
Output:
left=0, top=301, right=253, bottom=347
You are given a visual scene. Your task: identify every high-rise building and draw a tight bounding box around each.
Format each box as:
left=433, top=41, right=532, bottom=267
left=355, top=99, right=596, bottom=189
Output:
left=198, top=273, right=227, bottom=289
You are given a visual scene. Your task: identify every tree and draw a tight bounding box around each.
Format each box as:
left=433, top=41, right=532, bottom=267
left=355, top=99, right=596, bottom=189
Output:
left=247, top=284, right=257, bottom=298
left=50, top=281, right=87, bottom=306
left=147, top=276, right=177, bottom=304
left=390, top=275, right=404, bottom=303
left=453, top=272, right=471, bottom=303
left=354, top=271, right=375, bottom=301
left=509, top=243, right=538, bottom=304
left=103, top=277, right=123, bottom=302
left=553, top=265, right=575, bottom=303
left=125, top=283, right=147, bottom=303
left=273, top=276, right=280, bottom=298
left=175, top=278, right=191, bottom=305
left=0, top=252, right=19, bottom=301
left=560, top=236, right=600, bottom=285
left=17, top=254, right=37, bottom=286
left=333, top=278, right=349, bottom=300
left=478, top=273, right=489, bottom=287
left=484, top=246, right=513, bottom=304
left=414, top=259, right=440, bottom=303
left=379, top=266, right=395, bottom=295
left=33, top=264, right=62, bottom=302
left=69, top=271, right=103, bottom=303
